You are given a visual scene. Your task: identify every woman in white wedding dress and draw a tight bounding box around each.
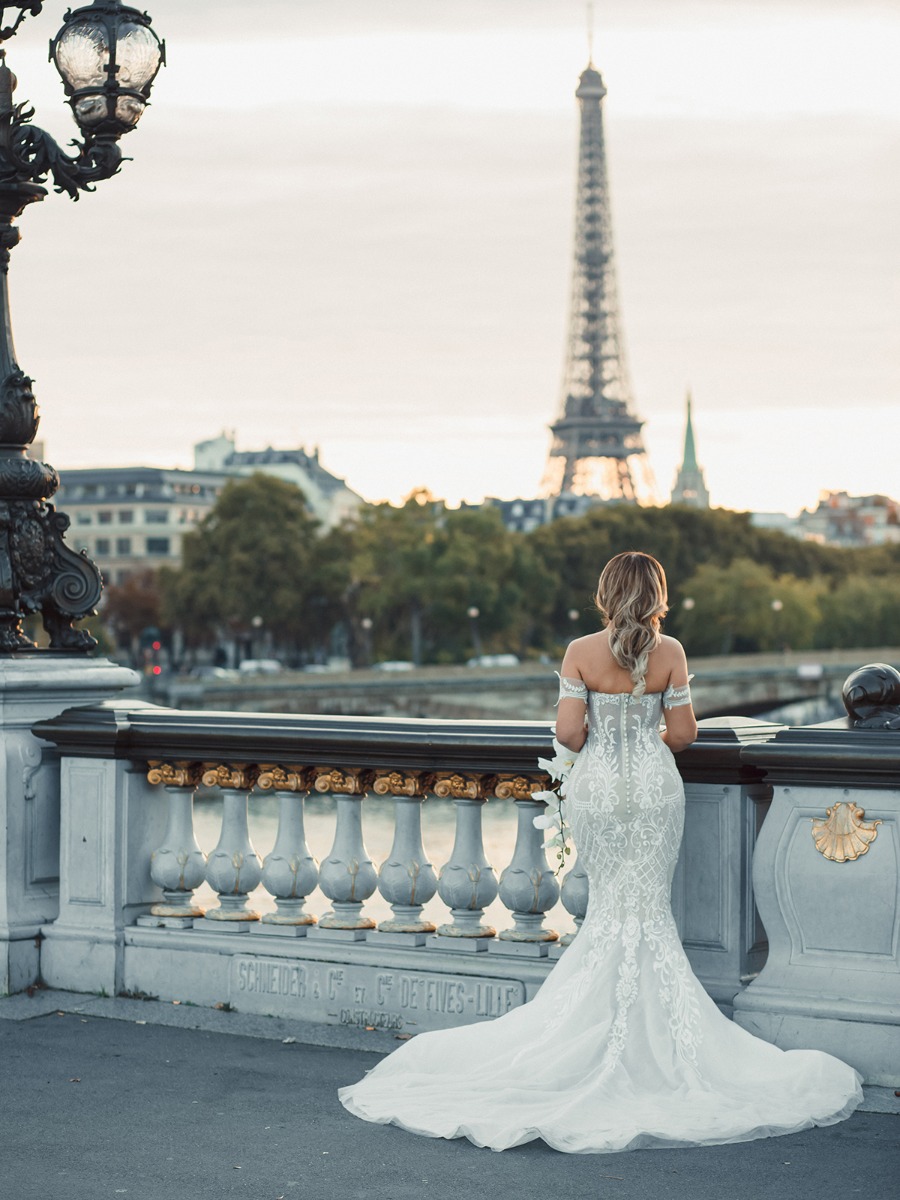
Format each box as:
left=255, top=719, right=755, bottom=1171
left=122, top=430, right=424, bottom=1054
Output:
left=339, top=551, right=863, bottom=1152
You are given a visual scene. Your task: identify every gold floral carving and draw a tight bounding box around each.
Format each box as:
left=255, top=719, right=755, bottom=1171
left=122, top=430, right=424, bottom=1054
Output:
left=493, top=774, right=545, bottom=801
left=312, top=767, right=371, bottom=796
left=200, top=763, right=258, bottom=791
left=432, top=772, right=483, bottom=800
left=372, top=770, right=430, bottom=798
left=811, top=802, right=882, bottom=862
left=256, top=766, right=309, bottom=793
left=146, top=761, right=203, bottom=789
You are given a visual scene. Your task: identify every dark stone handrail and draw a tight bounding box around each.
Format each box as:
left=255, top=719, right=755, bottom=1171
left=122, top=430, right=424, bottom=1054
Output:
left=741, top=719, right=900, bottom=787
left=33, top=702, right=781, bottom=787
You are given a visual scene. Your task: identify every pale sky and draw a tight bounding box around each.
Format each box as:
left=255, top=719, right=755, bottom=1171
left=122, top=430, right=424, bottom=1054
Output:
left=9, top=0, right=899, bottom=515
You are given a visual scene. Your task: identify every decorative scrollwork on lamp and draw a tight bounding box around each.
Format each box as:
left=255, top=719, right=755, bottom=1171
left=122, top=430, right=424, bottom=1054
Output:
left=0, top=0, right=164, bottom=652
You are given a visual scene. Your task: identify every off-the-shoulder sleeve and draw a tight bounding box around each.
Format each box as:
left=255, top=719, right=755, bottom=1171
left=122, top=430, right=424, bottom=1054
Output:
left=556, top=672, right=588, bottom=703
left=663, top=674, right=694, bottom=709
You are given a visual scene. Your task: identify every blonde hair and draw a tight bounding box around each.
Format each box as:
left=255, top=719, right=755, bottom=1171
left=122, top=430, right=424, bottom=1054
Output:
left=595, top=552, right=668, bottom=697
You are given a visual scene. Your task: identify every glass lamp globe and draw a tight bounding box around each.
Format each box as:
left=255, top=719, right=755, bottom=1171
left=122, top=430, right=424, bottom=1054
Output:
left=51, top=0, right=164, bottom=137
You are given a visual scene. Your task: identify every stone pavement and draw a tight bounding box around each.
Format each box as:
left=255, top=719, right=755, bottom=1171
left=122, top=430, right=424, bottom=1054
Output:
left=1, top=990, right=897, bottom=1200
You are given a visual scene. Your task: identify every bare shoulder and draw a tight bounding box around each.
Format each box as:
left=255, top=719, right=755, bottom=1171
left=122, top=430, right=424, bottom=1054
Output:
left=659, top=634, right=687, bottom=660
left=657, top=635, right=690, bottom=677
left=561, top=631, right=606, bottom=674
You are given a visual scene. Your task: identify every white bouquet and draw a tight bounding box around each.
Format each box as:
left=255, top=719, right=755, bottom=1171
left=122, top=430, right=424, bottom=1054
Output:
left=532, top=736, right=579, bottom=872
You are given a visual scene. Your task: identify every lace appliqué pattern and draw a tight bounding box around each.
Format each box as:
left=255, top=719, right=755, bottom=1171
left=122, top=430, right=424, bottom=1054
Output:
left=662, top=674, right=694, bottom=709
left=557, top=673, right=589, bottom=703
left=547, top=688, right=704, bottom=1072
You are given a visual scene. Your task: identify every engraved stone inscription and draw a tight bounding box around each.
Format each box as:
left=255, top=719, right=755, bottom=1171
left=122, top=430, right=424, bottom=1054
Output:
left=230, top=956, right=526, bottom=1032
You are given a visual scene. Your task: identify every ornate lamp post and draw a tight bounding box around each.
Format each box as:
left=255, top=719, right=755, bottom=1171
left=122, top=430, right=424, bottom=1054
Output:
left=0, top=1, right=164, bottom=651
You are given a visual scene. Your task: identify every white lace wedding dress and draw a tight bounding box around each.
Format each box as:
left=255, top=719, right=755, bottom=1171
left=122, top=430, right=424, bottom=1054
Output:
left=339, top=679, right=863, bottom=1153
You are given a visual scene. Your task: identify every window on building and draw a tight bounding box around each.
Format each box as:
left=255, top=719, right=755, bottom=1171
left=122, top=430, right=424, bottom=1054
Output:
left=115, top=570, right=132, bottom=585
left=116, top=538, right=132, bottom=555
left=76, top=512, right=92, bottom=525
left=98, top=511, right=113, bottom=525
left=146, top=537, right=170, bottom=555
left=146, top=510, right=168, bottom=524
left=118, top=510, right=134, bottom=524
left=95, top=538, right=111, bottom=555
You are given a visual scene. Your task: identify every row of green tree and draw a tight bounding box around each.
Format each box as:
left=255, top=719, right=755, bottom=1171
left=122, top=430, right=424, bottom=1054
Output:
left=101, top=475, right=900, bottom=666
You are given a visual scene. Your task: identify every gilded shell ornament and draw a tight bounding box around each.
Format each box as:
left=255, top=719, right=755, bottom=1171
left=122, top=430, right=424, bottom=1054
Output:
left=811, top=801, right=881, bottom=863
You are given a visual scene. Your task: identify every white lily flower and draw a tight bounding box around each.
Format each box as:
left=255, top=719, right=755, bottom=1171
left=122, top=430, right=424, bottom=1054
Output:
left=530, top=789, right=558, bottom=805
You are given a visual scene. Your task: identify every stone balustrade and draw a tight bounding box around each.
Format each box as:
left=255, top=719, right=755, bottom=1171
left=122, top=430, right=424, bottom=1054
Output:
left=12, top=696, right=899, bottom=1086
left=28, top=704, right=775, bottom=1019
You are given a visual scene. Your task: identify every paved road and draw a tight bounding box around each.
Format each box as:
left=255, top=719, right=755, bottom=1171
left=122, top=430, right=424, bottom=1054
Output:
left=1, top=991, right=897, bottom=1200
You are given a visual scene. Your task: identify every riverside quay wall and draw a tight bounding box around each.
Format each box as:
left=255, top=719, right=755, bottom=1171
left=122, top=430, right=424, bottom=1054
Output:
left=157, top=648, right=894, bottom=721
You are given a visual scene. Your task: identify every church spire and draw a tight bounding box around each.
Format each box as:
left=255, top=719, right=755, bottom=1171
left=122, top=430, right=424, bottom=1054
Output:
left=671, top=392, right=710, bottom=507
left=681, top=392, right=699, bottom=473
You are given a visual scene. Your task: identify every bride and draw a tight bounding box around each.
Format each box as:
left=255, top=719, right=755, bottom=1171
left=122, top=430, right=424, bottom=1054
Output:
left=339, top=551, right=863, bottom=1152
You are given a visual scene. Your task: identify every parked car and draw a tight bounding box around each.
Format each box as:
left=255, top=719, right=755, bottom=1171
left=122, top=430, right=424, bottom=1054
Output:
left=187, top=665, right=237, bottom=680
left=466, top=654, right=520, bottom=669
left=373, top=660, right=415, bottom=672
left=238, top=659, right=283, bottom=675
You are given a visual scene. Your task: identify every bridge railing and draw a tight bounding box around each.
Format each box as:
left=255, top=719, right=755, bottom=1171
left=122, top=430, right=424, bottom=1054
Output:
left=27, top=703, right=772, bottom=1021
left=20, top=698, right=900, bottom=1084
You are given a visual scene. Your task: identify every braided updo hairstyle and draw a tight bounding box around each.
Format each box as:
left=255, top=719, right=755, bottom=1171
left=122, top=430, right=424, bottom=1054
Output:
left=595, top=552, right=668, bottom=698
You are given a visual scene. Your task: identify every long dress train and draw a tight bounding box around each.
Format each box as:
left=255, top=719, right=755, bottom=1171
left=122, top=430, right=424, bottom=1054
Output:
left=338, top=680, right=863, bottom=1153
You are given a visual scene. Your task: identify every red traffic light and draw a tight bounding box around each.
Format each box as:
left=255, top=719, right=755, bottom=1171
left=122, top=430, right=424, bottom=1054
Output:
left=151, top=641, right=162, bottom=651
left=152, top=665, right=162, bottom=676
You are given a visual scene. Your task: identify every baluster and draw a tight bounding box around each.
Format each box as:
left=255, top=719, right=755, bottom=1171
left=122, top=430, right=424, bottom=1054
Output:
left=308, top=769, right=377, bottom=941
left=372, top=772, right=437, bottom=947
left=199, top=765, right=262, bottom=930
left=490, top=780, right=560, bottom=956
left=142, top=763, right=206, bottom=928
left=550, top=858, right=589, bottom=956
left=429, top=775, right=498, bottom=950
left=254, top=768, right=318, bottom=937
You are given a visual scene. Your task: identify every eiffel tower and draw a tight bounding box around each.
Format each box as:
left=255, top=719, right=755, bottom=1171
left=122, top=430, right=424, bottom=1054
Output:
left=541, top=61, right=655, bottom=503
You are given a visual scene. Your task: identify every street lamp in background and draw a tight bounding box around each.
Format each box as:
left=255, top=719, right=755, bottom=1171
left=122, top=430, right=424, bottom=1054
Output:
left=360, top=616, right=373, bottom=668
left=0, top=1, right=164, bottom=651
left=771, top=598, right=784, bottom=652
left=467, top=606, right=482, bottom=659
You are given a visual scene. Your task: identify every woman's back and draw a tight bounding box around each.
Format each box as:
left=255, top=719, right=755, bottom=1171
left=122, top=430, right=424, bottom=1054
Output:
left=564, top=629, right=683, bottom=696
